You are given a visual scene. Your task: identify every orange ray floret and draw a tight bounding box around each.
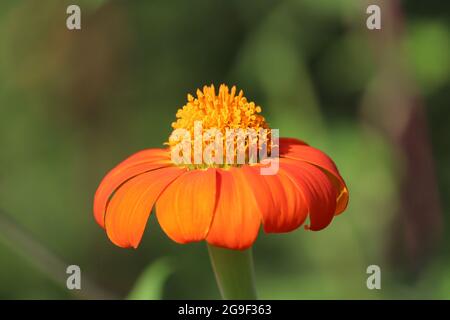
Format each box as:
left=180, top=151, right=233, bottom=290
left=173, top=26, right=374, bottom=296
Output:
left=94, top=84, right=349, bottom=250
left=206, top=168, right=263, bottom=250
left=156, top=168, right=217, bottom=244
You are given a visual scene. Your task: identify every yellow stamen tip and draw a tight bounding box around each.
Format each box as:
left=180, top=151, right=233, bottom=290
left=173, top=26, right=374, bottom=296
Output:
left=171, top=84, right=268, bottom=133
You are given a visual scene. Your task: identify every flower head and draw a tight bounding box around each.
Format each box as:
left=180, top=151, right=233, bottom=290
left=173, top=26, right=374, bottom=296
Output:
left=94, top=84, right=349, bottom=250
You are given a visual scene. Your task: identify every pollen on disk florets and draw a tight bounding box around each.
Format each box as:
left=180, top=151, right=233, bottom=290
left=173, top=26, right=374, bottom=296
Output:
left=167, top=84, right=272, bottom=168
left=171, top=84, right=269, bottom=133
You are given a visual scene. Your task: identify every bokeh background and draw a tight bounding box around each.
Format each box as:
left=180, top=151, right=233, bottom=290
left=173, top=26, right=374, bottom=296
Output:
left=0, top=0, right=449, bottom=299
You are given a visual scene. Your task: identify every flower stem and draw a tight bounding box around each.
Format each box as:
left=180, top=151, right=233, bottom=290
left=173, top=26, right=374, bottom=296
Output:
left=207, top=244, right=257, bottom=300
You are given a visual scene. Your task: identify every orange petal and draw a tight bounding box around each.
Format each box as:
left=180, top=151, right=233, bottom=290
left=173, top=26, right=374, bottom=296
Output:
left=206, top=168, right=262, bottom=250
left=155, top=168, right=217, bottom=244
left=280, top=137, right=348, bottom=214
left=94, top=148, right=172, bottom=227
left=281, top=159, right=337, bottom=231
left=104, top=166, right=185, bottom=248
left=241, top=165, right=307, bottom=233
left=279, top=137, right=308, bottom=152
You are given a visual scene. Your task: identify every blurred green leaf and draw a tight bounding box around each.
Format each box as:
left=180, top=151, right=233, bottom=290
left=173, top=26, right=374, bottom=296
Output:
left=404, top=20, right=450, bottom=94
left=317, top=33, right=375, bottom=94
left=127, top=257, right=174, bottom=300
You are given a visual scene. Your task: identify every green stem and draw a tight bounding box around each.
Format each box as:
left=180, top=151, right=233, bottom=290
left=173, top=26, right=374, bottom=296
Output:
left=207, top=244, right=257, bottom=300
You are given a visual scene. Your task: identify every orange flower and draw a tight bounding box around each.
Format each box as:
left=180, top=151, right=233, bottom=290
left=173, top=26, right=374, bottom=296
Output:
left=94, top=84, right=349, bottom=250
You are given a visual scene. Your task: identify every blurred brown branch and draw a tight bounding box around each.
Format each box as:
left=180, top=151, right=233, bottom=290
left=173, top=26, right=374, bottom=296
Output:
left=360, top=0, right=443, bottom=279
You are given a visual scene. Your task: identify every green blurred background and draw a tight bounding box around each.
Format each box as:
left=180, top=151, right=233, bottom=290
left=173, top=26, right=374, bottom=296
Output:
left=0, top=0, right=449, bottom=299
